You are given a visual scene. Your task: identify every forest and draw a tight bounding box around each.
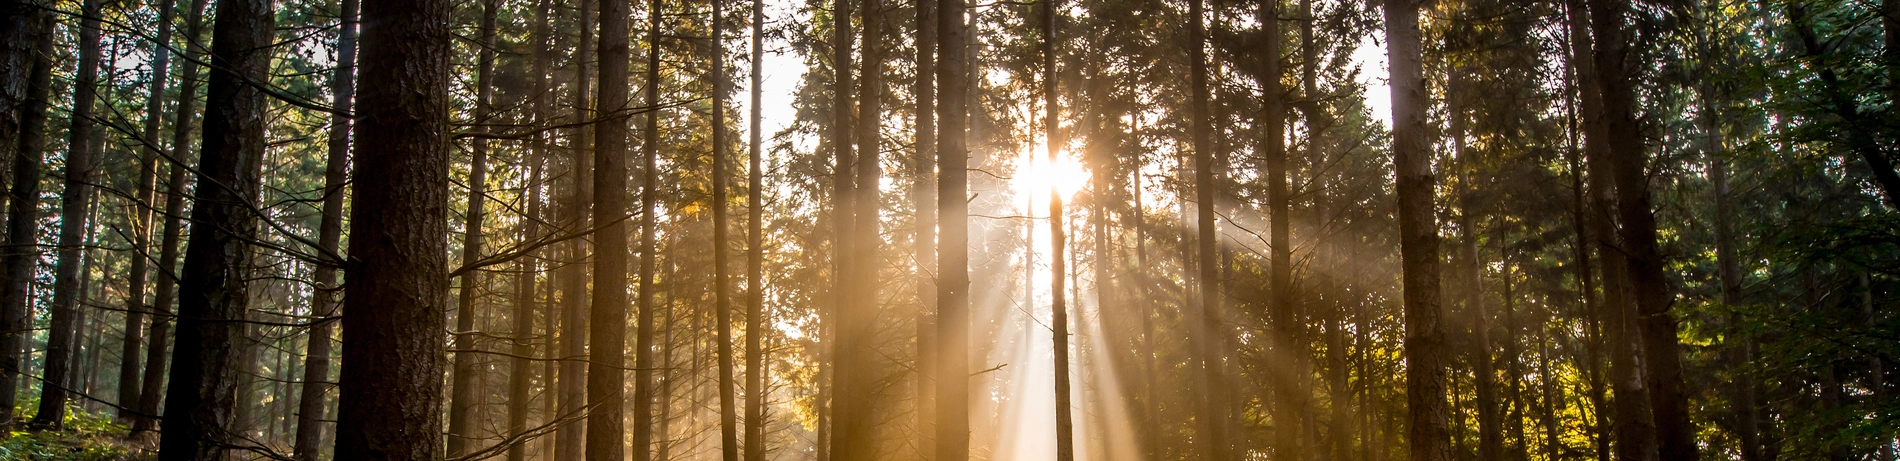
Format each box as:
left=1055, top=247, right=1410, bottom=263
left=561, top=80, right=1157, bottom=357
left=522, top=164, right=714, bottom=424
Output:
left=0, top=0, right=1895, bottom=457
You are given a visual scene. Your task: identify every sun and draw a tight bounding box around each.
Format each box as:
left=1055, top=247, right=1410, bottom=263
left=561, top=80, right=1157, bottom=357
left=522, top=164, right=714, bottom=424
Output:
left=1011, top=146, right=1091, bottom=202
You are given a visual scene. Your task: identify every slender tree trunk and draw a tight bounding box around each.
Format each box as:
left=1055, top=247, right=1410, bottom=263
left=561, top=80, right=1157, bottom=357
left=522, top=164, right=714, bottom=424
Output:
left=1260, top=0, right=1305, bottom=456
left=1385, top=1, right=1452, bottom=461
left=558, top=0, right=597, bottom=454
left=1585, top=1, right=1696, bottom=458
left=30, top=0, right=106, bottom=427
left=1187, top=0, right=1231, bottom=456
left=1040, top=0, right=1074, bottom=457
left=934, top=0, right=971, bottom=454
left=119, top=0, right=180, bottom=418
left=135, top=0, right=210, bottom=436
left=508, top=3, right=551, bottom=461
left=587, top=0, right=633, bottom=453
left=0, top=0, right=51, bottom=429
left=1452, top=79, right=1501, bottom=461
left=633, top=0, right=664, bottom=456
left=447, top=0, right=499, bottom=453
left=712, top=0, right=743, bottom=458
left=292, top=2, right=354, bottom=457
left=1708, top=91, right=1759, bottom=461
left=334, top=0, right=450, bottom=456
left=153, top=0, right=274, bottom=452
left=744, top=0, right=767, bottom=455
left=912, top=0, right=939, bottom=455
left=834, top=0, right=887, bottom=451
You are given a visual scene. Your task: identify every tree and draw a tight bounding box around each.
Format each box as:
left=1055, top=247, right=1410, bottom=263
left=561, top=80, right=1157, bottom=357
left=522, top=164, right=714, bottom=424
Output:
left=0, top=0, right=51, bottom=429
left=1384, top=1, right=1452, bottom=461
left=632, top=0, right=665, bottom=456
left=934, top=0, right=970, bottom=456
left=294, top=0, right=356, bottom=457
left=588, top=0, right=634, bottom=452
left=334, top=0, right=451, bottom=457
left=1040, top=0, right=1074, bottom=457
left=31, top=0, right=106, bottom=428
left=744, top=0, right=768, bottom=455
left=154, top=0, right=275, bottom=453
left=448, top=0, right=501, bottom=452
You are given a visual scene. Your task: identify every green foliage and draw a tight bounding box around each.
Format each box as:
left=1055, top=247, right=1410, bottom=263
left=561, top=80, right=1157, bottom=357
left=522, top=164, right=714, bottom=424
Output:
left=0, top=397, right=133, bottom=461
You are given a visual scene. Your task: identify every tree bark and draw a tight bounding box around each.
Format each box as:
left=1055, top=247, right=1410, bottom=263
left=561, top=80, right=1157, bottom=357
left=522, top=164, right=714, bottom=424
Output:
left=119, top=0, right=181, bottom=418
left=447, top=0, right=499, bottom=453
left=293, top=0, right=354, bottom=458
left=712, top=0, right=743, bottom=458
left=588, top=0, right=633, bottom=453
left=1041, top=0, right=1074, bottom=457
left=1384, top=1, right=1452, bottom=461
left=1187, top=0, right=1231, bottom=456
left=508, top=2, right=550, bottom=460
left=833, top=0, right=887, bottom=452
left=0, top=0, right=51, bottom=429
left=934, top=0, right=970, bottom=455
left=30, top=0, right=106, bottom=427
left=153, top=0, right=274, bottom=453
left=333, top=0, right=450, bottom=456
left=558, top=0, right=596, bottom=454
left=744, top=0, right=768, bottom=455
left=135, top=0, right=210, bottom=437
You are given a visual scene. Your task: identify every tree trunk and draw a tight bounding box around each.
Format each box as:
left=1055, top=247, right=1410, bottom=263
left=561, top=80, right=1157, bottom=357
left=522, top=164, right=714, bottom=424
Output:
left=557, top=0, right=596, bottom=454
left=333, top=0, right=450, bottom=456
left=119, top=0, right=181, bottom=418
left=153, top=0, right=274, bottom=453
left=1708, top=89, right=1759, bottom=461
left=508, top=2, right=550, bottom=460
left=447, top=0, right=499, bottom=453
left=934, top=0, right=970, bottom=454
left=135, top=0, right=210, bottom=437
left=633, top=0, right=663, bottom=456
left=30, top=0, right=105, bottom=427
left=1040, top=0, right=1074, bottom=457
left=712, top=0, right=743, bottom=458
left=833, top=0, right=886, bottom=452
left=744, top=0, right=768, bottom=455
left=1384, top=1, right=1452, bottom=461
left=1585, top=1, right=1696, bottom=458
left=912, top=0, right=937, bottom=453
left=0, top=0, right=51, bottom=429
left=588, top=0, right=633, bottom=452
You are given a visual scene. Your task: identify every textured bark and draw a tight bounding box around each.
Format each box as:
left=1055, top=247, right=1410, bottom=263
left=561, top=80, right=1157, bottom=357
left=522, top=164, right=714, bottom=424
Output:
left=333, top=0, right=450, bottom=457
left=1041, top=0, right=1074, bottom=457
left=1384, top=1, right=1452, bottom=461
left=557, top=0, right=596, bottom=454
left=30, top=0, right=105, bottom=427
left=744, top=0, right=767, bottom=454
left=1586, top=1, right=1696, bottom=458
left=1186, top=0, right=1230, bottom=456
left=0, top=0, right=50, bottom=429
left=587, top=0, right=632, bottom=453
left=292, top=1, right=353, bottom=458
left=632, top=0, right=662, bottom=456
left=153, top=0, right=274, bottom=454
left=447, top=0, right=499, bottom=453
left=934, top=0, right=970, bottom=455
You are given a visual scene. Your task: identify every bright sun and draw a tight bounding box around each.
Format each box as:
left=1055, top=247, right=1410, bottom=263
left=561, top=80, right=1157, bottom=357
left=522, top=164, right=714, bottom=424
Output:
left=1011, top=147, right=1091, bottom=202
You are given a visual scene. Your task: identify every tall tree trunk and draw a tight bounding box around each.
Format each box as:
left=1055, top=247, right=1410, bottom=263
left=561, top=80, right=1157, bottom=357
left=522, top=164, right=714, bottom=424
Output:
left=1384, top=1, right=1452, bottom=461
left=712, top=0, right=742, bottom=458
left=1187, top=0, right=1231, bottom=456
left=1451, top=78, right=1501, bottom=461
left=1708, top=90, right=1758, bottom=461
left=135, top=0, right=210, bottom=436
left=120, top=0, right=181, bottom=418
left=588, top=0, right=633, bottom=452
left=744, top=0, right=767, bottom=455
left=912, top=0, right=939, bottom=455
left=1586, top=1, right=1696, bottom=458
left=293, top=1, right=353, bottom=457
left=448, top=0, right=499, bottom=453
left=633, top=0, right=664, bottom=456
left=30, top=0, right=106, bottom=427
left=558, top=0, right=597, bottom=454
left=0, top=0, right=51, bottom=429
left=153, top=0, right=274, bottom=453
left=509, top=2, right=551, bottom=460
left=1565, top=1, right=1657, bottom=459
left=934, top=0, right=970, bottom=454
left=1041, top=0, right=1074, bottom=457
left=333, top=0, right=450, bottom=456
left=834, top=0, right=887, bottom=451
left=1261, top=0, right=1304, bottom=456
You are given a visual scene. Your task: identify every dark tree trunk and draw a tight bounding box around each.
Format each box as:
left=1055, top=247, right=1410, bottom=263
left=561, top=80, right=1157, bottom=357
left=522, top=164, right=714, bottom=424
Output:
left=333, top=0, right=450, bottom=457
left=135, top=0, right=210, bottom=437
left=0, top=0, right=51, bottom=429
left=153, top=0, right=274, bottom=453
left=1040, top=0, right=1074, bottom=457
left=507, top=2, right=551, bottom=460
left=1708, top=91, right=1759, bottom=461
left=1187, top=0, right=1231, bottom=456
left=588, top=0, right=632, bottom=452
left=912, top=0, right=938, bottom=455
left=1384, top=1, right=1452, bottom=461
left=1586, top=1, right=1696, bottom=458
left=744, top=0, right=767, bottom=454
left=833, top=0, right=885, bottom=451
left=821, top=0, right=856, bottom=451
left=30, top=0, right=106, bottom=428
left=934, top=0, right=970, bottom=454
left=633, top=0, right=663, bottom=456
left=447, top=0, right=499, bottom=453
left=712, top=0, right=742, bottom=458
left=557, top=0, right=596, bottom=454
left=292, top=1, right=353, bottom=458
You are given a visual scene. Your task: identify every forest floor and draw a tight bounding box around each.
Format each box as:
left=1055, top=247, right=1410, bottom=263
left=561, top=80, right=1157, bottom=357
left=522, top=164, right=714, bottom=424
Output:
left=0, top=399, right=139, bottom=460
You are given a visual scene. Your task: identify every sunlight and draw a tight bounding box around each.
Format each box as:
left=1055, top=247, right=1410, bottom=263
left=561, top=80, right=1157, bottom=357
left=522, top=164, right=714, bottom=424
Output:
left=1011, top=145, right=1091, bottom=203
